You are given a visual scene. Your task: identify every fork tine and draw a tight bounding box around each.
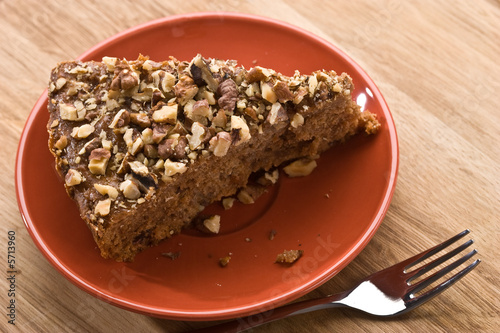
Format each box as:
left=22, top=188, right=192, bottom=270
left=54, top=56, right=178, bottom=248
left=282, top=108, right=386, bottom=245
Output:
left=402, top=230, right=471, bottom=271
left=408, top=248, right=478, bottom=295
left=405, top=258, right=481, bottom=307
left=406, top=239, right=475, bottom=282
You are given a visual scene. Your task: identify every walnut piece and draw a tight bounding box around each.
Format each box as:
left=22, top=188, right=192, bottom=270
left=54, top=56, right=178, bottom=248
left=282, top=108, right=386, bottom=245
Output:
left=222, top=197, right=235, bottom=210
left=94, top=198, right=112, bottom=216
left=261, top=82, right=277, bottom=103
left=109, top=109, right=130, bottom=128
left=230, top=116, right=251, bottom=145
left=190, top=54, right=219, bottom=92
left=152, top=103, right=178, bottom=124
left=175, top=75, right=199, bottom=105
left=163, top=159, right=187, bottom=177
left=71, top=124, right=95, bottom=139
left=246, top=66, right=271, bottom=83
left=208, top=131, right=232, bottom=157
left=273, top=81, right=294, bottom=102
left=65, top=169, right=83, bottom=186
left=217, top=79, right=238, bottom=112
left=191, top=99, right=212, bottom=120
left=267, top=102, right=288, bottom=126
left=94, top=183, right=119, bottom=200
left=283, top=158, right=317, bottom=177
left=119, top=179, right=141, bottom=200
left=158, top=138, right=175, bottom=159
left=187, top=122, right=206, bottom=150
left=54, top=135, right=68, bottom=150
left=203, top=215, right=221, bottom=234
left=59, top=103, right=79, bottom=121
left=128, top=160, right=149, bottom=176
left=110, top=67, right=139, bottom=91
left=88, top=148, right=111, bottom=175
left=236, top=189, right=255, bottom=204
left=293, top=87, right=308, bottom=104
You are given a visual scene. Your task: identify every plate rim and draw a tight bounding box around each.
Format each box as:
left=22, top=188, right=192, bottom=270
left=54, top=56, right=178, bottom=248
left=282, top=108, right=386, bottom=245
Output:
left=15, top=11, right=399, bottom=320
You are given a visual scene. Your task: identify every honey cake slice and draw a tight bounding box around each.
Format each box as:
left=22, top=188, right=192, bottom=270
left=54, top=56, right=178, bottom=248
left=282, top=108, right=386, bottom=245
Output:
left=47, top=54, right=379, bottom=261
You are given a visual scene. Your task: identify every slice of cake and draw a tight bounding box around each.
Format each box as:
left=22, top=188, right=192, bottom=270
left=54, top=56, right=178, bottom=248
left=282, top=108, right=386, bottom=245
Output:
left=47, top=54, right=379, bottom=261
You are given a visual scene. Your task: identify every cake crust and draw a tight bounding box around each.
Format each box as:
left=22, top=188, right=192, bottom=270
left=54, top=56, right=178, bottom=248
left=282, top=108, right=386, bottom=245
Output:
left=47, top=54, right=379, bottom=261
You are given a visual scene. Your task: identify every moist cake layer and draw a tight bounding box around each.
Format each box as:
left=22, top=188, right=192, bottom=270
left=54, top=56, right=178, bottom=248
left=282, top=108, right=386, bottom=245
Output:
left=47, top=54, right=379, bottom=261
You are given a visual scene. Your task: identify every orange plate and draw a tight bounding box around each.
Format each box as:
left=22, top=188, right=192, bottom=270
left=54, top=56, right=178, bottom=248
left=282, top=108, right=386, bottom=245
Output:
left=16, top=13, right=398, bottom=320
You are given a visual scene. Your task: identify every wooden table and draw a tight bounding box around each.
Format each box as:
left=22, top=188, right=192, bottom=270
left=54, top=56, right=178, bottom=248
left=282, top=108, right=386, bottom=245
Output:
left=1, top=1, right=499, bottom=332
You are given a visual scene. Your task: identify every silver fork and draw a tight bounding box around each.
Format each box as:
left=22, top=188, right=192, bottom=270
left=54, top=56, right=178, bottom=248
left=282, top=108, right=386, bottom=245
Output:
left=190, top=229, right=480, bottom=333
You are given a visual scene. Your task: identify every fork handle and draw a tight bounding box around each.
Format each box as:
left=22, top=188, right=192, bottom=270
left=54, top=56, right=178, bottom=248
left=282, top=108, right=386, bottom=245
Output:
left=188, top=292, right=348, bottom=333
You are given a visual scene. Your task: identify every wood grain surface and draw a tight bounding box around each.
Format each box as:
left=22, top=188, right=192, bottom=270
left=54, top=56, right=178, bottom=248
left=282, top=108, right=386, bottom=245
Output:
left=1, top=0, right=499, bottom=332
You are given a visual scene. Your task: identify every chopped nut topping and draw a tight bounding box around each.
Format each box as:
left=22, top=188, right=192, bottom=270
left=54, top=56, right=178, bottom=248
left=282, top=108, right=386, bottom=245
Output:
left=128, top=160, right=149, bottom=176
left=217, top=79, right=238, bottom=112
left=261, top=81, right=277, bottom=103
left=211, top=110, right=227, bottom=128
left=273, top=80, right=294, bottom=103
left=71, top=124, right=95, bottom=139
left=50, top=119, right=59, bottom=128
left=190, top=54, right=219, bottom=92
left=187, top=122, right=206, bottom=150
left=175, top=75, right=199, bottom=105
left=230, top=116, right=251, bottom=145
left=48, top=54, right=372, bottom=222
left=208, top=131, right=232, bottom=157
left=102, top=56, right=117, bottom=71
left=130, top=112, right=151, bottom=128
left=293, top=86, right=308, bottom=104
left=94, top=183, right=119, bottom=200
left=65, top=169, right=83, bottom=186
left=308, top=74, right=318, bottom=96
left=88, top=148, right=111, bottom=175
left=267, top=103, right=288, bottom=126
left=59, top=103, right=79, bottom=121
left=55, top=77, right=67, bottom=90
left=191, top=99, right=212, bottom=120
left=110, top=66, right=139, bottom=91
left=246, top=66, right=271, bottom=83
left=94, top=198, right=112, bottom=216
left=54, top=135, right=68, bottom=150
left=109, top=109, right=130, bottom=128
left=141, top=128, right=154, bottom=144
left=119, top=179, right=141, bottom=199
left=152, top=103, right=178, bottom=124
left=163, top=159, right=187, bottom=177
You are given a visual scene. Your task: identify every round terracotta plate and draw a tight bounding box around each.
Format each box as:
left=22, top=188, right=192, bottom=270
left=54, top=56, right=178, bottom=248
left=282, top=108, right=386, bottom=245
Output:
left=16, top=12, right=398, bottom=320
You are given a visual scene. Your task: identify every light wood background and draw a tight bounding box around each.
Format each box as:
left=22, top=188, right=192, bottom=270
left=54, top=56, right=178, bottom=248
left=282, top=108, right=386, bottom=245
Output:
left=1, top=0, right=499, bottom=332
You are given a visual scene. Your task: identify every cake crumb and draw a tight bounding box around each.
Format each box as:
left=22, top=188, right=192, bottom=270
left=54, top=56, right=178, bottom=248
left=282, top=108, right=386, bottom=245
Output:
left=161, top=251, right=181, bottom=260
left=269, top=229, right=277, bottom=240
left=275, top=249, right=303, bottom=264
left=219, top=256, right=231, bottom=267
